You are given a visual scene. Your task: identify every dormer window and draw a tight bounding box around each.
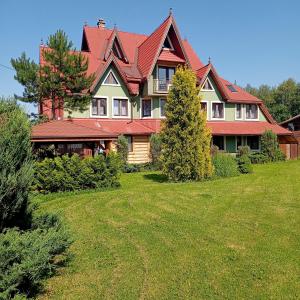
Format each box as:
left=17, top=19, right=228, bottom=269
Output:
left=103, top=70, right=119, bottom=86
left=201, top=78, right=214, bottom=91
left=163, top=35, right=174, bottom=50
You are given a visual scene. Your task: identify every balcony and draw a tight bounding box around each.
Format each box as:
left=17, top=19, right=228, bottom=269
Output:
left=153, top=79, right=172, bottom=93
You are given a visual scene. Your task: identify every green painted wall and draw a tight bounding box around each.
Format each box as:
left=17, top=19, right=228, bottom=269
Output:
left=226, top=136, right=236, bottom=153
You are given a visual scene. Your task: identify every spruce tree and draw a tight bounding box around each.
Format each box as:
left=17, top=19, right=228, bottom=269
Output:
left=11, top=30, right=95, bottom=120
left=161, top=66, right=212, bottom=181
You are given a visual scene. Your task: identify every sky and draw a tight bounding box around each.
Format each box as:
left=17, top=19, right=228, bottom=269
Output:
left=1, top=0, right=300, bottom=114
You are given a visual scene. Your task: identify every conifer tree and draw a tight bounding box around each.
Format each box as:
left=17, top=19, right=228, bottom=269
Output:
left=161, top=66, right=212, bottom=181
left=11, top=30, right=95, bottom=120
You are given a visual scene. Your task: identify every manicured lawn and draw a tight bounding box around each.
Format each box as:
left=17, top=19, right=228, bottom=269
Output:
left=36, top=161, right=300, bottom=299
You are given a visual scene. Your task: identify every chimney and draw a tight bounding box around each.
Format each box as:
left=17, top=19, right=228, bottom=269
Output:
left=97, top=18, right=106, bottom=28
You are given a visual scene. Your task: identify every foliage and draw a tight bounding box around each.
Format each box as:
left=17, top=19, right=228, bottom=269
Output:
left=245, top=78, right=300, bottom=122
left=237, top=145, right=251, bottom=157
left=33, top=144, right=58, bottom=161
left=237, top=155, right=253, bottom=174
left=0, top=214, right=71, bottom=299
left=33, top=153, right=121, bottom=193
left=116, top=135, right=129, bottom=168
left=123, top=162, right=158, bottom=173
left=161, top=66, right=213, bottom=181
left=149, top=134, right=162, bottom=170
left=212, top=153, right=239, bottom=178
left=261, top=130, right=285, bottom=162
left=210, top=145, right=219, bottom=157
left=11, top=30, right=95, bottom=120
left=248, top=152, right=269, bottom=164
left=0, top=100, right=33, bottom=232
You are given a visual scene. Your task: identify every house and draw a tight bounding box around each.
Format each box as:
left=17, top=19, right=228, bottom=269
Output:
left=32, top=13, right=294, bottom=163
left=280, top=115, right=300, bottom=159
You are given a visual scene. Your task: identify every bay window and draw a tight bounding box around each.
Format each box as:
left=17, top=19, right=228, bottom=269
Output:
left=113, top=98, right=128, bottom=117
left=212, top=102, right=224, bottom=119
left=92, top=98, right=107, bottom=116
left=246, top=104, right=258, bottom=120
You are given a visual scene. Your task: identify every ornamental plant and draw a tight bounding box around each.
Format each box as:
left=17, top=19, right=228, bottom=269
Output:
left=161, top=66, right=213, bottom=181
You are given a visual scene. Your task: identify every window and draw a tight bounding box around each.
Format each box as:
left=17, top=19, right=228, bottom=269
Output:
left=157, top=66, right=175, bottom=91
left=247, top=136, right=260, bottom=150
left=236, top=136, right=242, bottom=151
left=246, top=104, right=258, bottom=120
left=227, top=84, right=238, bottom=92
left=92, top=98, right=107, bottom=116
left=212, top=103, right=224, bottom=119
left=141, top=99, right=152, bottom=118
left=160, top=99, right=166, bottom=117
left=213, top=136, right=225, bottom=151
left=163, top=35, right=174, bottom=50
left=104, top=71, right=119, bottom=85
left=235, top=104, right=242, bottom=120
left=201, top=102, right=207, bottom=112
left=126, top=136, right=133, bottom=152
left=113, top=98, right=128, bottom=117
left=202, top=78, right=214, bottom=91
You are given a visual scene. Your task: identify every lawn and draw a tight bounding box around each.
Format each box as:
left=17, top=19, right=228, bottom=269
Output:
left=36, top=161, right=300, bottom=299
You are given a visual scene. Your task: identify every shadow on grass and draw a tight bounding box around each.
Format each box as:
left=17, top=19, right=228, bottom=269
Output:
left=143, top=173, right=168, bottom=183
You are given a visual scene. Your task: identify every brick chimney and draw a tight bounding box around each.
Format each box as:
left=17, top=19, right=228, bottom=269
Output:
left=97, top=18, right=106, bottom=28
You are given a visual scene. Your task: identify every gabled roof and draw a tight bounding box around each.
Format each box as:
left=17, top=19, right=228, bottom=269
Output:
left=137, top=14, right=191, bottom=79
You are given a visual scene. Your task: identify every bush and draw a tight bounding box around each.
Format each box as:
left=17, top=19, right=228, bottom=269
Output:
left=123, top=164, right=141, bottom=173
left=0, top=99, right=33, bottom=231
left=0, top=215, right=71, bottom=299
left=116, top=135, right=128, bottom=167
left=237, top=145, right=251, bottom=157
left=237, top=155, right=253, bottom=174
left=212, top=153, right=240, bottom=178
left=150, top=134, right=162, bottom=170
left=261, top=130, right=285, bottom=162
left=248, top=152, right=269, bottom=164
left=33, top=153, right=121, bottom=193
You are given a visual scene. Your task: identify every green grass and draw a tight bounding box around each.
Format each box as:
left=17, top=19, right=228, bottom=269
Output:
left=36, top=161, right=300, bottom=299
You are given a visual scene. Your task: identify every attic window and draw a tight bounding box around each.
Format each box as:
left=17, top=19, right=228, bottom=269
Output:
left=163, top=35, right=174, bottom=50
left=103, top=71, right=119, bottom=85
left=112, top=42, right=123, bottom=59
left=201, top=78, right=214, bottom=91
left=227, top=84, right=238, bottom=92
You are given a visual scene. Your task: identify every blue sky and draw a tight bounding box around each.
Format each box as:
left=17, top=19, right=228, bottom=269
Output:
left=1, top=0, right=300, bottom=113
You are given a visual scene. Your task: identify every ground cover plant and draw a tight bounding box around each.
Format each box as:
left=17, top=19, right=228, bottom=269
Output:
left=35, top=160, right=300, bottom=299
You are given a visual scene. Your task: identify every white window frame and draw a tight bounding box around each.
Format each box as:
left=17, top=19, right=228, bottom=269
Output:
left=211, top=101, right=225, bottom=120
left=159, top=98, right=166, bottom=118
left=212, top=135, right=226, bottom=151
left=246, top=136, right=260, bottom=151
left=245, top=104, right=259, bottom=121
left=163, top=35, right=174, bottom=50
left=112, top=97, right=130, bottom=118
left=200, top=100, right=208, bottom=120
left=90, top=96, right=109, bottom=118
left=201, top=77, right=215, bottom=92
left=140, top=98, right=153, bottom=119
left=235, top=104, right=243, bottom=120
left=102, top=70, right=120, bottom=86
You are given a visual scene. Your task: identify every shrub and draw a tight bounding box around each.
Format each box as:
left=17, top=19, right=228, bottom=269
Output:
left=0, top=215, right=71, bottom=299
left=212, top=153, right=239, bottom=178
left=150, top=134, right=162, bottom=170
left=237, top=145, right=251, bottom=157
left=261, top=130, right=285, bottom=162
left=124, top=164, right=141, bottom=173
left=237, top=155, right=253, bottom=174
left=116, top=135, right=128, bottom=167
left=249, top=152, right=269, bottom=164
left=210, top=145, right=219, bottom=157
left=0, top=99, right=33, bottom=231
left=33, top=153, right=121, bottom=193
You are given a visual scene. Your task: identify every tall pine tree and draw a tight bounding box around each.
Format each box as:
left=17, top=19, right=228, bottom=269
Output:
left=11, top=30, right=95, bottom=120
left=161, top=66, right=212, bottom=181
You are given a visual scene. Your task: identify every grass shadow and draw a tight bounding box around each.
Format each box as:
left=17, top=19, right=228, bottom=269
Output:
left=143, top=173, right=168, bottom=183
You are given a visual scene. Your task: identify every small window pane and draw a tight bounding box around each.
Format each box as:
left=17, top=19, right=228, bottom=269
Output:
left=227, top=84, right=238, bottom=92
left=213, top=136, right=225, bottom=150
left=203, top=79, right=213, bottom=90
left=104, top=71, right=119, bottom=85
left=127, top=136, right=133, bottom=152
left=160, top=99, right=166, bottom=117
left=246, top=104, right=258, bottom=119
left=114, top=99, right=120, bottom=116
left=99, top=99, right=107, bottom=116
left=247, top=136, right=259, bottom=150
left=121, top=100, right=128, bottom=116
left=142, top=99, right=151, bottom=117
left=201, top=102, right=207, bottom=112
left=236, top=104, right=242, bottom=119
left=236, top=136, right=242, bottom=150
left=212, top=103, right=224, bottom=119
left=92, top=99, right=98, bottom=115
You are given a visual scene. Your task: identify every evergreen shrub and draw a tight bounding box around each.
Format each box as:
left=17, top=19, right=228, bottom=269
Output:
left=212, top=153, right=240, bottom=178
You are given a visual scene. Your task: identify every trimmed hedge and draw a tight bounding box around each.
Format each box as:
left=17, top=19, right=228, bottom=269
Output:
left=33, top=153, right=121, bottom=193
left=212, top=153, right=240, bottom=178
